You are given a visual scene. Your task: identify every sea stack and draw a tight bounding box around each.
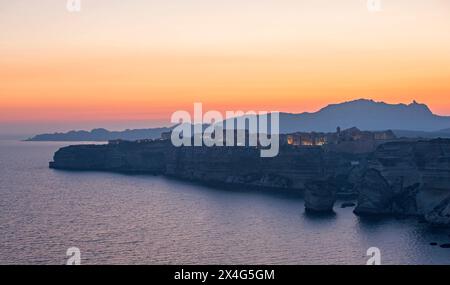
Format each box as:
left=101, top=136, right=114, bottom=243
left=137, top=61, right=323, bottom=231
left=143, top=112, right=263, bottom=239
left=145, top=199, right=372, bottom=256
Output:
left=353, top=169, right=393, bottom=215
left=304, top=181, right=337, bottom=213
left=424, top=196, right=450, bottom=226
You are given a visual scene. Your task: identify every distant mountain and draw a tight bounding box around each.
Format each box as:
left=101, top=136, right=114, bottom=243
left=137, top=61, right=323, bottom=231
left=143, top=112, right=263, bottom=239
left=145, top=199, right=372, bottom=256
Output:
left=26, top=99, right=450, bottom=141
left=277, top=99, right=450, bottom=133
left=26, top=127, right=172, bottom=142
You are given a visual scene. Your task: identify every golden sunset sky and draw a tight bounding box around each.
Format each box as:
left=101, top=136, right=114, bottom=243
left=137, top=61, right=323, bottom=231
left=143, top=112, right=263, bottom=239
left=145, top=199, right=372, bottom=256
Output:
left=1, top=0, right=450, bottom=133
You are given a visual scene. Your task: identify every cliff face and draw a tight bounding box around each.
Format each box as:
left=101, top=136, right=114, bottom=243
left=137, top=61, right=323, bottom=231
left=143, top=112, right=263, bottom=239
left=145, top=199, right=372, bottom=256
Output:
left=165, top=146, right=327, bottom=189
left=50, top=141, right=168, bottom=173
left=354, top=139, right=450, bottom=224
left=50, top=140, right=361, bottom=192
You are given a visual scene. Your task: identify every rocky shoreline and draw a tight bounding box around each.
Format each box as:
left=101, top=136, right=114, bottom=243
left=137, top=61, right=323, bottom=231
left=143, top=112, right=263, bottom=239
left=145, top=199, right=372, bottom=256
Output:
left=49, top=138, right=450, bottom=226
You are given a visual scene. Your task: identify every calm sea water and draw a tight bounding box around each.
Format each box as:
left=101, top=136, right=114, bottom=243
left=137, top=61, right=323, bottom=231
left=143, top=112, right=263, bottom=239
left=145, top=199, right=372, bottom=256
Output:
left=1, top=139, right=450, bottom=265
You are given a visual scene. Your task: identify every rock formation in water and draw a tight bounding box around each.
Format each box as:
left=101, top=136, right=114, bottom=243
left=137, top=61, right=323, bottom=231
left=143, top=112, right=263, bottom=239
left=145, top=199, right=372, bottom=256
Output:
left=424, top=196, right=450, bottom=226
left=304, top=180, right=337, bottom=213
left=353, top=139, right=450, bottom=225
left=353, top=169, right=393, bottom=215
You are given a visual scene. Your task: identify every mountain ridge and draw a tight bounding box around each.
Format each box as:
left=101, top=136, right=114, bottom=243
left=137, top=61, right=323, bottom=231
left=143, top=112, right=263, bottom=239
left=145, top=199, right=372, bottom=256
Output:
left=26, top=127, right=172, bottom=142
left=26, top=99, right=450, bottom=141
left=277, top=98, right=448, bottom=133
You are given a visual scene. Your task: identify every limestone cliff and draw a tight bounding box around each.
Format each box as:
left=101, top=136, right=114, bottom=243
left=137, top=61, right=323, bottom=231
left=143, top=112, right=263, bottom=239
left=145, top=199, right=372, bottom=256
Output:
left=50, top=140, right=168, bottom=173
left=354, top=139, right=450, bottom=225
left=50, top=140, right=362, bottom=193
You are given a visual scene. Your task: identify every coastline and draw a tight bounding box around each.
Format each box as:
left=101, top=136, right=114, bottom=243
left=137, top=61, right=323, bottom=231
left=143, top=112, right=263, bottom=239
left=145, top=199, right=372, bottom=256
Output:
left=48, top=136, right=450, bottom=226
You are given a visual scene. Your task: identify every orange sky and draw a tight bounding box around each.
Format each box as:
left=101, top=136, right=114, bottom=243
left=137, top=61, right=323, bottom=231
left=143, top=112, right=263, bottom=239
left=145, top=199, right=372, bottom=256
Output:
left=1, top=0, right=450, bottom=133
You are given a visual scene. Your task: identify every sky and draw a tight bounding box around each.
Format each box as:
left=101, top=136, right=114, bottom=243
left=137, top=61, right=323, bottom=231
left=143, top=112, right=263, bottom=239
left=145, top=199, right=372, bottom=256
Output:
left=1, top=0, right=450, bottom=134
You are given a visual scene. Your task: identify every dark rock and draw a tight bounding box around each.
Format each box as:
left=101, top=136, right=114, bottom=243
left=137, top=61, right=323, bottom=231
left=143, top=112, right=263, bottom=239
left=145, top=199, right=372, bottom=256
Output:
left=424, top=196, right=450, bottom=226
left=391, top=183, right=421, bottom=215
left=430, top=242, right=438, bottom=246
left=304, top=181, right=337, bottom=213
left=354, top=169, right=393, bottom=215
left=49, top=140, right=168, bottom=173
left=440, top=244, right=450, bottom=248
left=341, top=202, right=356, bottom=208
left=353, top=139, right=450, bottom=219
